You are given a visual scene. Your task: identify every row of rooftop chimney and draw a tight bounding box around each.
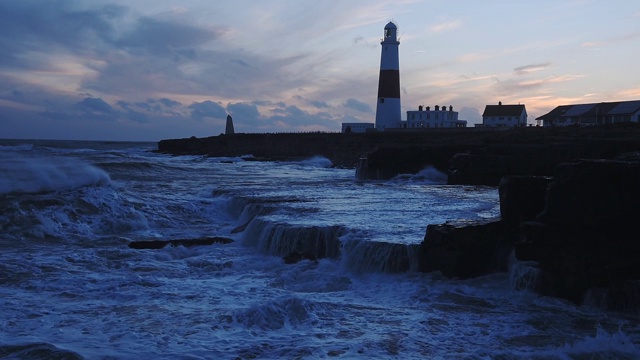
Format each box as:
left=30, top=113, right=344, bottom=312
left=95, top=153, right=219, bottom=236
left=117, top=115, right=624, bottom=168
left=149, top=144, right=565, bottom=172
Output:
left=417, top=105, right=454, bottom=112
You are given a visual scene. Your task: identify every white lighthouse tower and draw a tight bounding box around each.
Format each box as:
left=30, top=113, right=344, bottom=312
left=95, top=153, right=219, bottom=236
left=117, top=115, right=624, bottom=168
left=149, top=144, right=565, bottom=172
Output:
left=375, top=22, right=401, bottom=130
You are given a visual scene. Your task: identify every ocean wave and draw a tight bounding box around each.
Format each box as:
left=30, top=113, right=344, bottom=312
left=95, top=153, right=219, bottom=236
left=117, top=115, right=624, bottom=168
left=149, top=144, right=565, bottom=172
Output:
left=0, top=342, right=84, bottom=359
left=391, top=165, right=448, bottom=184
left=0, top=143, right=33, bottom=152
left=297, top=156, right=333, bottom=168
left=0, top=156, right=111, bottom=195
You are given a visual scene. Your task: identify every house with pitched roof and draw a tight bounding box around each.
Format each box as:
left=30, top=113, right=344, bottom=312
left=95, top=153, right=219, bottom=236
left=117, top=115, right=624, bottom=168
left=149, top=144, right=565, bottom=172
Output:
left=536, top=100, right=640, bottom=127
left=481, top=102, right=527, bottom=127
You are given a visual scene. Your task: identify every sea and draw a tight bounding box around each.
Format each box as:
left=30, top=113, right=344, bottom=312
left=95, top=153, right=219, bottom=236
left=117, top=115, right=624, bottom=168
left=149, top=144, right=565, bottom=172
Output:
left=0, top=139, right=639, bottom=360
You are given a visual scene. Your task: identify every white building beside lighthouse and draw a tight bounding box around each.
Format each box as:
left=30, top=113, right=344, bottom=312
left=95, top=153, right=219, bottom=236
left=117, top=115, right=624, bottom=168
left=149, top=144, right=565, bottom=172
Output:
left=375, top=22, right=401, bottom=130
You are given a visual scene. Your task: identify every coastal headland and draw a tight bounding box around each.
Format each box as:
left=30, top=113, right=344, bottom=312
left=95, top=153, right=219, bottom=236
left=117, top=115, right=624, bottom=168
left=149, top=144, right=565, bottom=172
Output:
left=158, top=123, right=640, bottom=185
left=157, top=124, right=640, bottom=312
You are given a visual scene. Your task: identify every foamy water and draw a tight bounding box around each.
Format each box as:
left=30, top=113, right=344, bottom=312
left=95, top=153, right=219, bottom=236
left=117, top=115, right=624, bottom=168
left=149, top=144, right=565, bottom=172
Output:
left=0, top=139, right=638, bottom=359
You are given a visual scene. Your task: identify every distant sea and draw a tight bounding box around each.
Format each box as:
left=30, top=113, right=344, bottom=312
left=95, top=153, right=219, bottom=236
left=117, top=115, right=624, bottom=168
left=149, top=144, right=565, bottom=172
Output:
left=1, top=139, right=638, bottom=359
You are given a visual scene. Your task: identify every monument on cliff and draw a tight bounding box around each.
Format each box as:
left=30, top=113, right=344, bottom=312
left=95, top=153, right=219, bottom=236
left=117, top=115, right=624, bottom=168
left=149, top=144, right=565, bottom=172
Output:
left=375, top=22, right=401, bottom=130
left=225, top=115, right=235, bottom=135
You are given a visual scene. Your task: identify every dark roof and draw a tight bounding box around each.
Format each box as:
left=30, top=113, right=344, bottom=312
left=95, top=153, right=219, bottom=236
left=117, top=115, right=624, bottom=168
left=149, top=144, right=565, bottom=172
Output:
left=482, top=104, right=526, bottom=117
left=609, top=100, right=640, bottom=115
left=535, top=105, right=572, bottom=121
left=385, top=22, right=397, bottom=29
left=582, top=102, right=619, bottom=117
left=535, top=100, right=640, bottom=120
left=564, top=104, right=595, bottom=117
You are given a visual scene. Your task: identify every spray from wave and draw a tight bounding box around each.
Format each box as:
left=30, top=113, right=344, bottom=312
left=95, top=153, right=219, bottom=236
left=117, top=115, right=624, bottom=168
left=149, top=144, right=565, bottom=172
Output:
left=0, top=156, right=111, bottom=195
left=297, top=156, right=333, bottom=168
left=392, top=165, right=448, bottom=184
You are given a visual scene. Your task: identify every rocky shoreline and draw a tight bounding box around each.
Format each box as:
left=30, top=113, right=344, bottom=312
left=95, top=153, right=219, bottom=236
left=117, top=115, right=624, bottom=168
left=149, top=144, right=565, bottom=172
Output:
left=157, top=123, right=640, bottom=313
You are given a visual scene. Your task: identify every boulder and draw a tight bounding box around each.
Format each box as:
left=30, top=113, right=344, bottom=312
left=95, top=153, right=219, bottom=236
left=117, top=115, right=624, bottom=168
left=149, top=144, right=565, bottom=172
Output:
left=283, top=251, right=318, bottom=264
left=517, top=159, right=640, bottom=309
left=419, top=219, right=511, bottom=279
left=498, top=175, right=551, bottom=223
left=537, top=159, right=640, bottom=229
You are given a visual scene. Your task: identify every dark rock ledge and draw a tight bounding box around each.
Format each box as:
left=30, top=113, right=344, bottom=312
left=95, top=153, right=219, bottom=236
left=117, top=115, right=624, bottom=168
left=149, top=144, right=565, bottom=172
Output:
left=419, top=155, right=640, bottom=314
left=129, top=237, right=234, bottom=250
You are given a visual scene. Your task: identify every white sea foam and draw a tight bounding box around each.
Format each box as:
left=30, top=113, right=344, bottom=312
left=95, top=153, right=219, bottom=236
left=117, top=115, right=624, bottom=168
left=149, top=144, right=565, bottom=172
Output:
left=0, top=143, right=33, bottom=152
left=392, top=165, right=448, bottom=184
left=1, top=141, right=639, bottom=359
left=0, top=156, right=110, bottom=194
left=297, top=155, right=333, bottom=168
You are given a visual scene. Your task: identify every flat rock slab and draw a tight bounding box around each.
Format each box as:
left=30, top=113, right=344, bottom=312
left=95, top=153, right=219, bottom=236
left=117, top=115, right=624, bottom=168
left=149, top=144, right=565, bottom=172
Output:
left=128, top=237, right=234, bottom=250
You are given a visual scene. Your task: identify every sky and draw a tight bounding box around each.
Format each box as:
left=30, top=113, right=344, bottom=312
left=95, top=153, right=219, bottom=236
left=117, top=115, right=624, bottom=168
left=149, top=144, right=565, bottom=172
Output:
left=1, top=0, right=639, bottom=141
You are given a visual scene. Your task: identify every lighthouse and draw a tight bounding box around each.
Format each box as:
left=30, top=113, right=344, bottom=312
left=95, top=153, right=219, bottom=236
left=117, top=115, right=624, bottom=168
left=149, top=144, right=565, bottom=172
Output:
left=375, top=22, right=401, bottom=130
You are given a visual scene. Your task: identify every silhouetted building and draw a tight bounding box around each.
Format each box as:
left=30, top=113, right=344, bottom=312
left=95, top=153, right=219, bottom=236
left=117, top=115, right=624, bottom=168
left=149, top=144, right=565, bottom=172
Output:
left=482, top=102, right=527, bottom=127
left=536, top=100, right=640, bottom=127
left=341, top=123, right=375, bottom=133
left=404, top=105, right=467, bottom=128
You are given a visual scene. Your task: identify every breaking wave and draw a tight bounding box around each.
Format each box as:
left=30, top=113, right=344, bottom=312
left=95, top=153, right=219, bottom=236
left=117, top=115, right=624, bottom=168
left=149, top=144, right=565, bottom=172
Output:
left=0, top=156, right=111, bottom=195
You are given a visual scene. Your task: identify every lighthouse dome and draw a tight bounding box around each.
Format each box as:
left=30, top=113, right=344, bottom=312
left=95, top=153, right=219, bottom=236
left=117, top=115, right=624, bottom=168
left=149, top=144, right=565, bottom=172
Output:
left=384, top=22, right=397, bottom=29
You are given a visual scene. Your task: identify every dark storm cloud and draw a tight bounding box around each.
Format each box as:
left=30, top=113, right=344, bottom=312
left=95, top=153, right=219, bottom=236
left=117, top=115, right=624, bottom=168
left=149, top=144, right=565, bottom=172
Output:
left=344, top=98, right=372, bottom=113
left=230, top=59, right=250, bottom=67
left=0, top=1, right=122, bottom=69
left=73, top=97, right=115, bottom=115
left=116, top=16, right=225, bottom=57
left=0, top=1, right=343, bottom=135
left=310, top=100, right=330, bottom=109
left=158, top=98, right=182, bottom=108
left=189, top=101, right=227, bottom=120
left=117, top=98, right=184, bottom=116
left=267, top=105, right=336, bottom=128
left=71, top=97, right=118, bottom=122
left=227, top=102, right=260, bottom=124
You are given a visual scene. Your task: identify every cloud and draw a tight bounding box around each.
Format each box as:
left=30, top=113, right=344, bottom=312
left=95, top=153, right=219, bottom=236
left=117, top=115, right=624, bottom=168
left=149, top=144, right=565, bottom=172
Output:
left=0, top=2, right=126, bottom=71
left=158, top=98, right=182, bottom=108
left=310, top=100, right=330, bottom=109
left=458, top=107, right=482, bottom=124
left=514, top=63, right=551, bottom=75
left=188, top=100, right=227, bottom=120
left=73, top=97, right=115, bottom=115
left=227, top=102, right=260, bottom=125
left=266, top=105, right=336, bottom=129
left=581, top=31, right=640, bottom=49
left=116, top=16, right=225, bottom=57
left=429, top=20, right=462, bottom=33
left=0, top=1, right=380, bottom=137
left=344, top=98, right=372, bottom=113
